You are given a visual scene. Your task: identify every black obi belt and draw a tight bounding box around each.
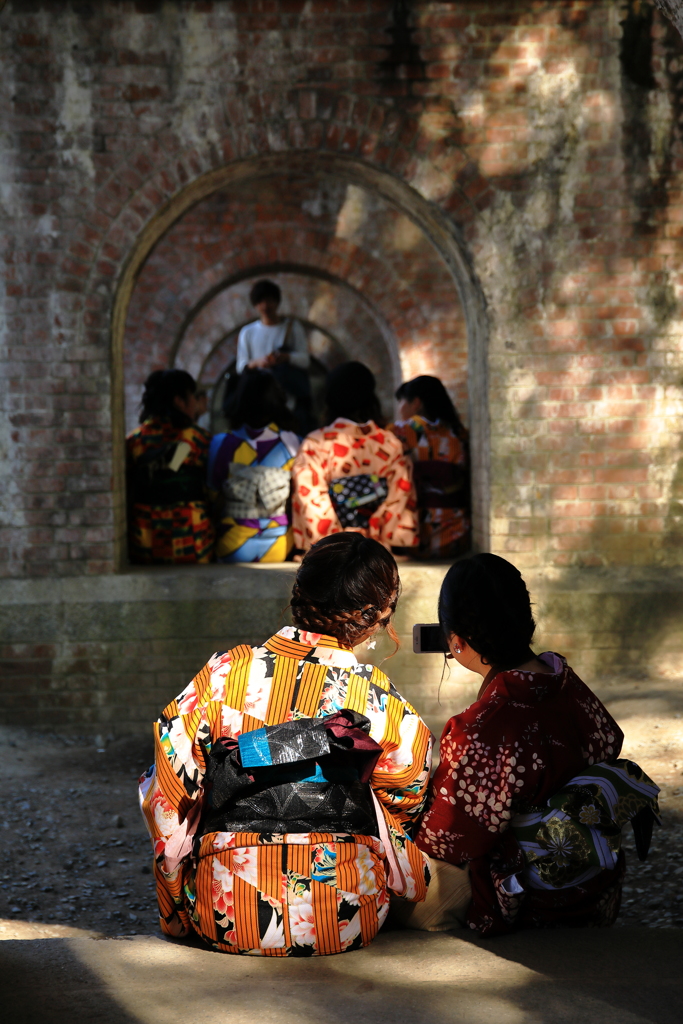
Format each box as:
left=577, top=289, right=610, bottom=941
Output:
left=201, top=710, right=383, bottom=837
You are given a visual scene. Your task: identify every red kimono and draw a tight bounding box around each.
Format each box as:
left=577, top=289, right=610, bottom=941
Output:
left=416, top=653, right=625, bottom=935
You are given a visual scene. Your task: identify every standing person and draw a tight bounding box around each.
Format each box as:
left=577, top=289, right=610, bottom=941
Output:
left=236, top=279, right=313, bottom=434
left=139, top=533, right=432, bottom=956
left=390, top=375, right=470, bottom=558
left=208, top=370, right=301, bottom=563
left=291, top=362, right=418, bottom=554
left=126, top=369, right=214, bottom=564
left=396, top=554, right=659, bottom=937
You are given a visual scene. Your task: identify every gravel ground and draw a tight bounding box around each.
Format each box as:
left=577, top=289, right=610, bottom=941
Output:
left=0, top=727, right=157, bottom=939
left=1, top=716, right=682, bottom=939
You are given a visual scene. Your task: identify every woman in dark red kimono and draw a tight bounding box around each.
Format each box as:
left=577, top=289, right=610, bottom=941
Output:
left=402, top=554, right=653, bottom=937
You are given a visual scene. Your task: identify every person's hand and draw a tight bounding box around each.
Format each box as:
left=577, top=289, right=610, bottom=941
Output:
left=266, top=350, right=289, bottom=366
left=248, top=357, right=270, bottom=369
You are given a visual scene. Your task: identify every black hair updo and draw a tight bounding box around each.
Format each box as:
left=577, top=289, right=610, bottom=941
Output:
left=438, top=553, right=536, bottom=670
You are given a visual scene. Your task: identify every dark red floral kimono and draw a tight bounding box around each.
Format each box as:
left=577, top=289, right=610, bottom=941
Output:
left=416, top=653, right=625, bottom=936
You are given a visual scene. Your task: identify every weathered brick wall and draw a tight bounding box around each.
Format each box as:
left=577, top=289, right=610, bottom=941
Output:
left=1, top=0, right=683, bottom=580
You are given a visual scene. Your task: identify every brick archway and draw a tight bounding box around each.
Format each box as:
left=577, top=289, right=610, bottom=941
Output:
left=111, top=152, right=489, bottom=565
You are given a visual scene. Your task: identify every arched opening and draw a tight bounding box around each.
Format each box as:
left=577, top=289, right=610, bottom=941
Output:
left=113, top=154, right=489, bottom=566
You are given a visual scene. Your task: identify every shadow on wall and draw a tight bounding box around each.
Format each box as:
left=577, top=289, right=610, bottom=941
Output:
left=532, top=571, right=683, bottom=680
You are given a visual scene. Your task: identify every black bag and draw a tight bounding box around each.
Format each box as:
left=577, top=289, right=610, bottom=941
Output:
left=201, top=711, right=381, bottom=837
left=328, top=474, right=389, bottom=528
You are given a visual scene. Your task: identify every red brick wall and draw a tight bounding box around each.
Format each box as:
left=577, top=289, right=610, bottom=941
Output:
left=1, top=0, right=683, bottom=577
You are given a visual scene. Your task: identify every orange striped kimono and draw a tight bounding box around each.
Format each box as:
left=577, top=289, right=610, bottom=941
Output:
left=139, top=627, right=432, bottom=956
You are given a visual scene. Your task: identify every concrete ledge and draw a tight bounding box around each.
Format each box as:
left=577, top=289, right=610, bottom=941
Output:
left=2, top=564, right=683, bottom=733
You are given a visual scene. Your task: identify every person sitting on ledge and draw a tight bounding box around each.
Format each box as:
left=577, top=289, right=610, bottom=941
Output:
left=390, top=375, right=470, bottom=559
left=393, top=553, right=659, bottom=937
left=139, top=533, right=432, bottom=956
left=291, top=361, right=418, bottom=554
left=208, top=369, right=301, bottom=563
left=236, top=278, right=313, bottom=435
left=126, top=369, right=214, bottom=564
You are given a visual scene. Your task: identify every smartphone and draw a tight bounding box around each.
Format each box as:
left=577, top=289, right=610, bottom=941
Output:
left=412, top=623, right=449, bottom=654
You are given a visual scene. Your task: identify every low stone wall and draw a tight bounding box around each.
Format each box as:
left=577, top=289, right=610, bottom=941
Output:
left=1, top=564, right=682, bottom=737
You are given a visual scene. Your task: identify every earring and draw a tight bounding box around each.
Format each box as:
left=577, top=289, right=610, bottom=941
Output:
left=453, top=645, right=462, bottom=654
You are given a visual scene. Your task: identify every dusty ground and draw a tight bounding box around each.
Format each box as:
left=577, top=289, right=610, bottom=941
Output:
left=0, top=727, right=157, bottom=939
left=1, top=677, right=683, bottom=939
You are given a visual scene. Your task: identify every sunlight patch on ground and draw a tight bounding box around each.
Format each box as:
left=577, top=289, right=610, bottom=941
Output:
left=0, top=918, right=103, bottom=940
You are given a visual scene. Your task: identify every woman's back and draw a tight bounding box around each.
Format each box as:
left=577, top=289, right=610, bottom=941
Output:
left=213, top=371, right=301, bottom=562
left=126, top=416, right=213, bottom=563
left=140, top=535, right=432, bottom=955
left=389, top=414, right=469, bottom=557
left=291, top=418, right=417, bottom=551
left=419, top=653, right=622, bottom=864
left=209, top=423, right=300, bottom=563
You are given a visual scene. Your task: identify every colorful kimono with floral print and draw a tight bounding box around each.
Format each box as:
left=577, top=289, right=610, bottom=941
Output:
left=291, top=418, right=418, bottom=552
left=416, top=653, right=627, bottom=936
left=389, top=415, right=470, bottom=557
left=126, top=417, right=213, bottom=564
left=140, top=627, right=432, bottom=956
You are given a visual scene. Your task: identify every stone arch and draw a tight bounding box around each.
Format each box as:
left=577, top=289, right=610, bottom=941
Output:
left=111, top=152, right=490, bottom=565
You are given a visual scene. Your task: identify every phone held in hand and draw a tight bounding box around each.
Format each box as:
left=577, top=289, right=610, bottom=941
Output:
left=412, top=623, right=449, bottom=654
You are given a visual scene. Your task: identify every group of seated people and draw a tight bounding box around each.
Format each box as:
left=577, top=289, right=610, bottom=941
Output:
left=125, top=360, right=470, bottom=565
left=139, top=537, right=660, bottom=955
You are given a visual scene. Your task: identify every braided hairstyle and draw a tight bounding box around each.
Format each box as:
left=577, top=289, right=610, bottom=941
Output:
left=438, top=553, right=536, bottom=670
left=291, top=533, right=400, bottom=649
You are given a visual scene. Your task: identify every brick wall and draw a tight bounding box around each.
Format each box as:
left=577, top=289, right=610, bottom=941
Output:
left=1, top=0, right=683, bottom=579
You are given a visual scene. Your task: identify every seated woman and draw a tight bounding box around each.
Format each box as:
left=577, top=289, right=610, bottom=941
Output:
left=208, top=370, right=300, bottom=563
left=291, top=362, right=418, bottom=553
left=126, top=369, right=214, bottom=564
left=396, top=553, right=659, bottom=936
left=140, top=533, right=432, bottom=956
left=390, top=375, right=470, bottom=558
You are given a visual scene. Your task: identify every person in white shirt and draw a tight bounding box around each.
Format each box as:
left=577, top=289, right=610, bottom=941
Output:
left=235, top=280, right=314, bottom=433
left=236, top=279, right=310, bottom=374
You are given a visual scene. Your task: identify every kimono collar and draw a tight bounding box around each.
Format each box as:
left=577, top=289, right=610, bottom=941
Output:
left=486, top=651, right=567, bottom=705
left=264, top=626, right=358, bottom=668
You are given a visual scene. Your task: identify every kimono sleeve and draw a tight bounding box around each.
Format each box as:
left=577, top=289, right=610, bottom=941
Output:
left=415, top=710, right=536, bottom=866
left=371, top=685, right=432, bottom=828
left=379, top=441, right=418, bottom=548
left=369, top=684, right=433, bottom=900
left=291, top=434, right=341, bottom=549
left=139, top=668, right=213, bottom=937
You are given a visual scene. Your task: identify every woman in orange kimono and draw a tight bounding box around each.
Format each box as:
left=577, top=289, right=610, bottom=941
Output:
left=390, top=375, right=470, bottom=558
left=291, top=362, right=418, bottom=553
left=139, top=533, right=432, bottom=956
